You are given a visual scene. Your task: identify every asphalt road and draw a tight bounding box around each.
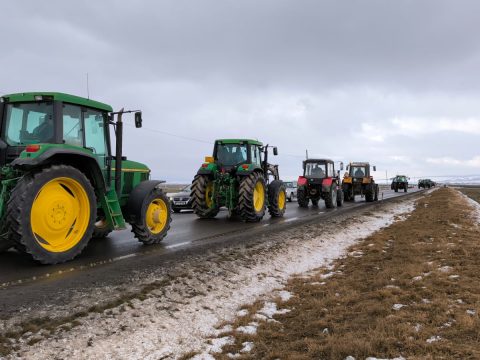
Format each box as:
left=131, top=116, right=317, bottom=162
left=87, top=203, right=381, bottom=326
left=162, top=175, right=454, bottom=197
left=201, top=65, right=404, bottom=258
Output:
left=0, top=188, right=419, bottom=288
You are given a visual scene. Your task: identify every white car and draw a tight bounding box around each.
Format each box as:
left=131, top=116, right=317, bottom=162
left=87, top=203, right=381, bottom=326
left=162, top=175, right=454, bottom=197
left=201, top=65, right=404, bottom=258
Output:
left=284, top=181, right=297, bottom=202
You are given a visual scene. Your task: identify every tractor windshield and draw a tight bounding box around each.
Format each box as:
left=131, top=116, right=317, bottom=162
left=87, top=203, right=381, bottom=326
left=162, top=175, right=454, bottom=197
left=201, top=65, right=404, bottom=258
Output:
left=3, top=102, right=54, bottom=145
left=351, top=166, right=367, bottom=178
left=215, top=143, right=248, bottom=166
left=305, top=162, right=326, bottom=178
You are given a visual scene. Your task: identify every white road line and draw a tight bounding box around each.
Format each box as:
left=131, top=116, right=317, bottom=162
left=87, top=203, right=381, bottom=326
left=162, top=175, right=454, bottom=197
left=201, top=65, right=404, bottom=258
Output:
left=318, top=211, right=325, bottom=214
left=112, top=254, right=137, bottom=262
left=165, top=241, right=192, bottom=249
left=284, top=217, right=299, bottom=223
left=262, top=223, right=271, bottom=227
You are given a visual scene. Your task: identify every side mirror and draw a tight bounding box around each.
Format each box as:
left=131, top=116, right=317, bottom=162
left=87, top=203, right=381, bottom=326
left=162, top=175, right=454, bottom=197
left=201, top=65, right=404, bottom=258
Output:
left=340, top=162, right=344, bottom=171
left=273, top=147, right=278, bottom=156
left=134, top=111, right=143, bottom=128
left=373, top=165, right=377, bottom=172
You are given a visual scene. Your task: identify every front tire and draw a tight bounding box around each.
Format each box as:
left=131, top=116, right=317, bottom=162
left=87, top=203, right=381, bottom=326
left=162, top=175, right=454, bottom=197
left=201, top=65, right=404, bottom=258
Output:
left=268, top=180, right=286, bottom=217
left=6, top=165, right=96, bottom=264
left=131, top=189, right=172, bottom=245
left=238, top=172, right=266, bottom=222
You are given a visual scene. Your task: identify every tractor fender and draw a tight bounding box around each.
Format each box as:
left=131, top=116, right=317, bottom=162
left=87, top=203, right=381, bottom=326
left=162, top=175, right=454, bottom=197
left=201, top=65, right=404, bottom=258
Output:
left=11, top=148, right=106, bottom=192
left=197, top=169, right=213, bottom=175
left=125, top=180, right=165, bottom=223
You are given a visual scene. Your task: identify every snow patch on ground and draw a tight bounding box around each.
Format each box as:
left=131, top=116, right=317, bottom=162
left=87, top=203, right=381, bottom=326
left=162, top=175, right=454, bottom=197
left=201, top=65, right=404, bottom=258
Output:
left=457, top=191, right=480, bottom=224
left=10, top=199, right=416, bottom=360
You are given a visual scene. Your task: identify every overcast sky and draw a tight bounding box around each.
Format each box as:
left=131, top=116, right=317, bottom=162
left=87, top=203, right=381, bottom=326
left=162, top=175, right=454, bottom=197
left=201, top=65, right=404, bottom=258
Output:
left=2, top=0, right=480, bottom=182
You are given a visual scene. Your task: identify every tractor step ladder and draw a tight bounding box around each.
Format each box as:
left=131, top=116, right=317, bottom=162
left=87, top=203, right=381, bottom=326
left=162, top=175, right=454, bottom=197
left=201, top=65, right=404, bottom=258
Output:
left=100, top=188, right=126, bottom=230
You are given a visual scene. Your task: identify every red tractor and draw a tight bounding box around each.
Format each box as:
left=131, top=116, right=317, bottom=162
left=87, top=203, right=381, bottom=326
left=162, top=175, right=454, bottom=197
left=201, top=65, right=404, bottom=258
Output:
left=297, top=159, right=344, bottom=209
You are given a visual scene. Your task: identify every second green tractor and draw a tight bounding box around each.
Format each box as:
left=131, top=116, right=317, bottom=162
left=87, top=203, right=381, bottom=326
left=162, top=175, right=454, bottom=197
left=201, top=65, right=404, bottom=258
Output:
left=191, top=139, right=286, bottom=222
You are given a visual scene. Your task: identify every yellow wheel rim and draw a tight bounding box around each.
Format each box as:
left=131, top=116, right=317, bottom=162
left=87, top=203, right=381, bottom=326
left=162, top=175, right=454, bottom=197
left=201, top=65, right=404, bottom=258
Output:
left=31, top=177, right=90, bottom=253
left=253, top=181, right=265, bottom=212
left=205, top=181, right=214, bottom=208
left=278, top=190, right=286, bottom=210
left=146, top=198, right=168, bottom=234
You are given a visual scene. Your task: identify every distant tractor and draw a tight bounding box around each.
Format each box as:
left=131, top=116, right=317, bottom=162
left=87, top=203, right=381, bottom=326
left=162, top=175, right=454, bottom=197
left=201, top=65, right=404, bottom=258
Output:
left=297, top=159, right=344, bottom=209
left=391, top=175, right=409, bottom=193
left=418, top=179, right=435, bottom=189
left=191, top=139, right=286, bottom=222
left=0, top=92, right=171, bottom=264
left=342, top=162, right=379, bottom=202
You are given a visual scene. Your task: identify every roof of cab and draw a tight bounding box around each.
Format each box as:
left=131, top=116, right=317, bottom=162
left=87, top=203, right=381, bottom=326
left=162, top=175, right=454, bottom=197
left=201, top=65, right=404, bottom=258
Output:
left=304, top=158, right=334, bottom=163
left=215, top=139, right=263, bottom=146
left=1, top=92, right=113, bottom=112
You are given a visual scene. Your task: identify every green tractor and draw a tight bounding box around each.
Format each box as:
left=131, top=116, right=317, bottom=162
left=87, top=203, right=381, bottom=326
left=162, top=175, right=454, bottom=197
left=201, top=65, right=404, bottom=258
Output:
left=0, top=92, right=171, bottom=264
left=191, top=139, right=286, bottom=222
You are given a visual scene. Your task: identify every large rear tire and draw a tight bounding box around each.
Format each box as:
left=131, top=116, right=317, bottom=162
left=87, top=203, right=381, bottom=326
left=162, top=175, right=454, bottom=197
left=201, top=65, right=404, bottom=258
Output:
left=268, top=180, right=286, bottom=217
left=365, top=184, right=375, bottom=202
left=191, top=175, right=220, bottom=218
left=324, top=186, right=338, bottom=209
left=343, top=184, right=354, bottom=202
left=337, top=186, right=344, bottom=207
left=238, top=172, right=266, bottom=222
left=297, top=188, right=309, bottom=208
left=6, top=165, right=96, bottom=264
left=131, top=189, right=172, bottom=245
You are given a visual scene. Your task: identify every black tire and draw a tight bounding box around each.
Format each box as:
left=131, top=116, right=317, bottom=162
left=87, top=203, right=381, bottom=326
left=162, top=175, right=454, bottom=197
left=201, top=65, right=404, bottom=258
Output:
left=365, top=184, right=375, bottom=202
left=6, top=165, right=96, bottom=264
left=297, top=188, right=309, bottom=207
left=324, top=186, right=337, bottom=209
left=238, top=172, right=266, bottom=222
left=131, top=188, right=172, bottom=245
left=191, top=175, right=220, bottom=218
left=173, top=208, right=181, bottom=213
left=92, top=217, right=113, bottom=238
left=394, top=185, right=398, bottom=193
left=311, top=198, right=319, bottom=207
left=342, top=184, right=354, bottom=202
left=374, top=185, right=379, bottom=201
left=337, top=186, right=344, bottom=207
left=404, top=184, right=408, bottom=193
left=268, top=180, right=286, bottom=217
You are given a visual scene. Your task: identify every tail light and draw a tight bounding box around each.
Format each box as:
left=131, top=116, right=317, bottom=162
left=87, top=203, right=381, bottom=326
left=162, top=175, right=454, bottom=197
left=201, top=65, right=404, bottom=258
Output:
left=26, top=144, right=41, bottom=153
left=297, top=176, right=307, bottom=186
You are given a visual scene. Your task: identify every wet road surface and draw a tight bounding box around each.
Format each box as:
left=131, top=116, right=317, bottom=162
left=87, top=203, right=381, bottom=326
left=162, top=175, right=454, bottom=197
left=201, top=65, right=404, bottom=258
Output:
left=0, top=188, right=419, bottom=287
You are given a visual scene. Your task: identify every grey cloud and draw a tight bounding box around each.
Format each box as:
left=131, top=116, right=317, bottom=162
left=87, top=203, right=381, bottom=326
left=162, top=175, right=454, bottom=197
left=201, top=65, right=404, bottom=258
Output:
left=1, top=0, right=480, bottom=182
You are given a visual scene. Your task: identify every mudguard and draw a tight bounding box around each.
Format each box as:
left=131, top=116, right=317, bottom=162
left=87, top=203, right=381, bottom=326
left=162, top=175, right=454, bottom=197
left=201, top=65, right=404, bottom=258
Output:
left=125, top=180, right=164, bottom=222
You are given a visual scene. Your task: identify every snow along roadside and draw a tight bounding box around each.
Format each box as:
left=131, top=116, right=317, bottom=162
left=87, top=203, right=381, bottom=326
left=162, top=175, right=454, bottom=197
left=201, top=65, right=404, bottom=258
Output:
left=11, top=199, right=417, bottom=360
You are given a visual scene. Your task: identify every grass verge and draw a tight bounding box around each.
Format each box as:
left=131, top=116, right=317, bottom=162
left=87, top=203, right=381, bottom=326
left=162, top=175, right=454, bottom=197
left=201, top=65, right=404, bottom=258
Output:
left=218, top=188, right=480, bottom=359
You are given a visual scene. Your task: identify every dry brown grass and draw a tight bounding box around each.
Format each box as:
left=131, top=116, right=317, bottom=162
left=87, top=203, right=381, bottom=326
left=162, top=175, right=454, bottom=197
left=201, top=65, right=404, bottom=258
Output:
left=218, top=188, right=480, bottom=359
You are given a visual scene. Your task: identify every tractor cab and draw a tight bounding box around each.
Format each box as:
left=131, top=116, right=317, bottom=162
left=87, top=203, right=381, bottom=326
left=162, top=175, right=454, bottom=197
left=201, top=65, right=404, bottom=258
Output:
left=298, top=159, right=336, bottom=186
left=344, top=162, right=376, bottom=184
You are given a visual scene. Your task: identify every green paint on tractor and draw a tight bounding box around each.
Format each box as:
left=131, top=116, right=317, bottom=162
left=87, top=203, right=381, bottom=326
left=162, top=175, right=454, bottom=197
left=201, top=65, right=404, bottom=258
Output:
left=0, top=92, right=171, bottom=264
left=191, top=139, right=287, bottom=222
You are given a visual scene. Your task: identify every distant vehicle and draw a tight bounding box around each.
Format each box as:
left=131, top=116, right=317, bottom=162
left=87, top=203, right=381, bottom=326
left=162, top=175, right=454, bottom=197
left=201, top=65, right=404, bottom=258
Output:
left=418, top=179, right=435, bottom=189
left=168, top=185, right=193, bottom=213
left=284, top=181, right=297, bottom=202
left=391, top=175, right=409, bottom=192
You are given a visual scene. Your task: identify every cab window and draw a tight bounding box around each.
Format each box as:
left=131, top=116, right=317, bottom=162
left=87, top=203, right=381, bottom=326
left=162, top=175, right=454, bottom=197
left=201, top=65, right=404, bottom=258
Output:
left=63, top=104, right=83, bottom=147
